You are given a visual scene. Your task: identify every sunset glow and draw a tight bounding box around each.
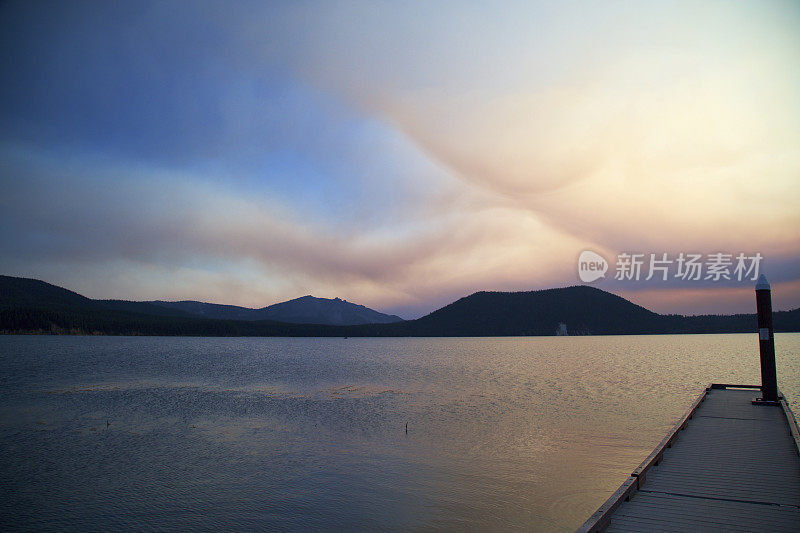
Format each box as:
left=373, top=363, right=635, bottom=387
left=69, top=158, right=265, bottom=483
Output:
left=1, top=1, right=798, bottom=317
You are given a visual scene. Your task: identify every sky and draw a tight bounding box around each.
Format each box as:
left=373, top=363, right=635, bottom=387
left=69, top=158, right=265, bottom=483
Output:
left=1, top=0, right=799, bottom=319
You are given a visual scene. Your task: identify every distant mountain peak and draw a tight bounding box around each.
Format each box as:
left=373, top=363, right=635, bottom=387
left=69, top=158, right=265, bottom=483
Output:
left=4, top=274, right=797, bottom=336
left=258, top=295, right=402, bottom=325
left=142, top=293, right=402, bottom=325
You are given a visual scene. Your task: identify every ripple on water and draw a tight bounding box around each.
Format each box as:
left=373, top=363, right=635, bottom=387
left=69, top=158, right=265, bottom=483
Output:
left=0, top=333, right=797, bottom=532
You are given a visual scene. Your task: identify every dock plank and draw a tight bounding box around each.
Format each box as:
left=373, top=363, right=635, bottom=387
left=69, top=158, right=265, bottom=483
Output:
left=579, top=386, right=800, bottom=532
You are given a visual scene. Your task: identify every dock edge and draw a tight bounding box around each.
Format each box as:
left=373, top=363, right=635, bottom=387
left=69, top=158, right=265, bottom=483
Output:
left=575, top=383, right=799, bottom=533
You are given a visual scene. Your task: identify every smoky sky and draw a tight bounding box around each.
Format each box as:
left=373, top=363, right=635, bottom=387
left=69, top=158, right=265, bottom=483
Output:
left=1, top=1, right=799, bottom=317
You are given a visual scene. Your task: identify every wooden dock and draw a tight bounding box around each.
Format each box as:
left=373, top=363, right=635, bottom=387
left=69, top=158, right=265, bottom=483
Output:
left=578, top=384, right=800, bottom=532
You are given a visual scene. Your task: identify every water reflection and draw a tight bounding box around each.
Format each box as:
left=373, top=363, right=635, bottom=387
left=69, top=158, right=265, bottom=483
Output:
left=0, top=334, right=797, bottom=531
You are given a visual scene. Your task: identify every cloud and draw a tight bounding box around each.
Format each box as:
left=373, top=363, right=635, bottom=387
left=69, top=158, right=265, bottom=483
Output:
left=254, top=0, right=800, bottom=301
left=1, top=1, right=798, bottom=316
left=0, top=143, right=585, bottom=315
left=262, top=1, right=800, bottom=257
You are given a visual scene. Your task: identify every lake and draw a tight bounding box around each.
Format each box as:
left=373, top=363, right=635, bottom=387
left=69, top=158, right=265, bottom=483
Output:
left=1, top=334, right=798, bottom=531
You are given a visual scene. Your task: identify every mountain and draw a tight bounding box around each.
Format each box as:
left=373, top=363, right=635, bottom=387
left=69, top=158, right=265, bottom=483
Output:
left=258, top=295, right=403, bottom=325
left=397, top=287, right=800, bottom=336
left=0, top=275, right=94, bottom=309
left=402, top=286, right=665, bottom=336
left=150, top=296, right=403, bottom=325
left=0, top=275, right=402, bottom=329
left=1, top=274, right=798, bottom=336
left=0, top=275, right=342, bottom=336
left=146, top=300, right=261, bottom=321
left=0, top=275, right=193, bottom=318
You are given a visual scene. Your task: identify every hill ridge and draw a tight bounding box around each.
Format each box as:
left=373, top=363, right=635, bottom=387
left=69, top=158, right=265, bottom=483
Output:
left=0, top=275, right=402, bottom=326
left=1, top=274, right=798, bottom=336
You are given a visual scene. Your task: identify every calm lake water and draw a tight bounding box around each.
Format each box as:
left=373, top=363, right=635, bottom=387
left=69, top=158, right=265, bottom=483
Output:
left=1, top=334, right=798, bottom=532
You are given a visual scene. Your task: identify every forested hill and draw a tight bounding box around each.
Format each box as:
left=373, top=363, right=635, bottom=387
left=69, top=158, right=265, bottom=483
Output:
left=151, top=295, right=403, bottom=325
left=1, top=275, right=798, bottom=336
left=0, top=275, right=401, bottom=329
left=403, top=287, right=663, bottom=336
